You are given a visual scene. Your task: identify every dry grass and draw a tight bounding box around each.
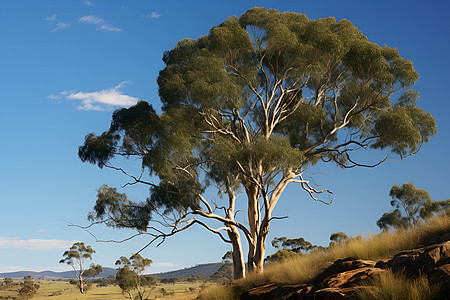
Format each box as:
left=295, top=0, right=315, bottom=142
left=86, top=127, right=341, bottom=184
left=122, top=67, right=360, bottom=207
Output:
left=357, top=270, right=442, bottom=300
left=0, top=280, right=208, bottom=299
left=198, top=213, right=450, bottom=299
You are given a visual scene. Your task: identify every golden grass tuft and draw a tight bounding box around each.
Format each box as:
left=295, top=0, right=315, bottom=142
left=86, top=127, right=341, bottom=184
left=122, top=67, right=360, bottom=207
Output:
left=197, top=284, right=236, bottom=300
left=357, top=270, right=442, bottom=299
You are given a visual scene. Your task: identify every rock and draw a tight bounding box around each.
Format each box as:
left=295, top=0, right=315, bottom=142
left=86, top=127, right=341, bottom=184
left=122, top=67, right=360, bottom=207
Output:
left=375, top=241, right=450, bottom=277
left=313, top=258, right=377, bottom=284
left=427, top=264, right=450, bottom=283
left=241, top=283, right=310, bottom=300
left=321, top=267, right=384, bottom=290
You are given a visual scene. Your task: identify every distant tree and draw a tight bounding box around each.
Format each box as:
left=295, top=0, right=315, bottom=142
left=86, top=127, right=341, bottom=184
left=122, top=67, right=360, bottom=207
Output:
left=3, top=278, right=13, bottom=287
left=160, top=277, right=177, bottom=285
left=222, top=251, right=233, bottom=263
left=329, top=231, right=349, bottom=247
left=115, top=254, right=155, bottom=300
left=211, top=251, right=234, bottom=282
left=377, top=183, right=449, bottom=230
left=18, top=276, right=39, bottom=300
left=265, top=249, right=298, bottom=263
left=265, top=236, right=316, bottom=263
left=79, top=7, right=436, bottom=278
left=160, top=287, right=169, bottom=297
left=92, top=274, right=117, bottom=287
left=59, top=242, right=101, bottom=294
left=272, top=236, right=316, bottom=253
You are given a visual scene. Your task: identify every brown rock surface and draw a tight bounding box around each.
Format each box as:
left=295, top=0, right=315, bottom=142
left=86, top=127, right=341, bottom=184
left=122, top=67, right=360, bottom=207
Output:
left=375, top=241, right=450, bottom=277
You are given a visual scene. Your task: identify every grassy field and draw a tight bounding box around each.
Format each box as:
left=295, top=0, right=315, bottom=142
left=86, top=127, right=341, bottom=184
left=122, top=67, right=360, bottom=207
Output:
left=0, top=279, right=211, bottom=299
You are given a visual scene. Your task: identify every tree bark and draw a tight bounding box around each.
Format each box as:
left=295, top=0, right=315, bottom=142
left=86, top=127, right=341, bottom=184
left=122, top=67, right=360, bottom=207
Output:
left=246, top=185, right=260, bottom=273
left=227, top=228, right=246, bottom=279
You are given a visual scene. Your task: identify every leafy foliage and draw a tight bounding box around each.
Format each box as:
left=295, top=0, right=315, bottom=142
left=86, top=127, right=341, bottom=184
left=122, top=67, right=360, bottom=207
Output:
left=266, top=236, right=317, bottom=263
left=271, top=236, right=316, bottom=253
left=377, top=183, right=449, bottom=230
left=18, top=276, right=39, bottom=300
left=115, top=254, right=155, bottom=300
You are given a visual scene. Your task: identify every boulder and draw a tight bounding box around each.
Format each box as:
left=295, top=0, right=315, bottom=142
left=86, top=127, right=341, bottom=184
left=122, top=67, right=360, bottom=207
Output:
left=375, top=241, right=450, bottom=278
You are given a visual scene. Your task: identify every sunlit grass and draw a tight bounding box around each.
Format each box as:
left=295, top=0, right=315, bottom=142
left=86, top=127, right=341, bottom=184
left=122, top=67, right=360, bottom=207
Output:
left=199, top=213, right=450, bottom=299
left=357, top=270, right=442, bottom=300
left=0, top=279, right=208, bottom=299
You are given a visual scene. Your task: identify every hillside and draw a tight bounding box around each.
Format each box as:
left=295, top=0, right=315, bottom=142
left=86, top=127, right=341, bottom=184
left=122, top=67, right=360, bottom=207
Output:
left=150, top=263, right=222, bottom=279
left=0, top=263, right=223, bottom=281
left=0, top=267, right=117, bottom=280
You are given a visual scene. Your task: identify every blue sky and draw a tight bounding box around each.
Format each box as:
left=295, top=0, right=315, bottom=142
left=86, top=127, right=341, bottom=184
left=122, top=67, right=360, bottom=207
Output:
left=1, top=0, right=449, bottom=274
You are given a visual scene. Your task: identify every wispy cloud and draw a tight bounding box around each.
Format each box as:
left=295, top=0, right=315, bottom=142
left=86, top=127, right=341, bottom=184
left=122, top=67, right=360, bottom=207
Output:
left=44, top=14, right=56, bottom=22
left=84, top=0, right=95, bottom=7
left=56, top=82, right=139, bottom=111
left=51, top=22, right=71, bottom=32
left=79, top=14, right=122, bottom=32
left=0, top=237, right=76, bottom=251
left=79, top=15, right=103, bottom=24
left=44, top=14, right=70, bottom=32
left=36, top=229, right=49, bottom=233
left=98, top=24, right=123, bottom=32
left=143, top=12, right=161, bottom=19
left=152, top=262, right=182, bottom=268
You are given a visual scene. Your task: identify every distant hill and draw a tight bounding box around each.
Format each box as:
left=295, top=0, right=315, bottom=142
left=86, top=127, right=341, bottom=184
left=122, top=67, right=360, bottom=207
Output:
left=0, top=267, right=117, bottom=280
left=150, top=262, right=222, bottom=279
left=0, top=263, right=223, bottom=281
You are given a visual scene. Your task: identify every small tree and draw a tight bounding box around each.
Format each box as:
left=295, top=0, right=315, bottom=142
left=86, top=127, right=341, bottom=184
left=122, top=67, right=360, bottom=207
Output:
left=115, top=254, right=155, bottom=300
left=3, top=278, right=13, bottom=287
left=271, top=236, right=315, bottom=253
left=212, top=251, right=233, bottom=282
left=59, top=242, right=101, bottom=293
left=329, top=231, right=349, bottom=247
left=265, top=249, right=298, bottom=263
left=377, top=183, right=449, bottom=230
left=265, top=236, right=315, bottom=263
left=18, top=276, right=39, bottom=300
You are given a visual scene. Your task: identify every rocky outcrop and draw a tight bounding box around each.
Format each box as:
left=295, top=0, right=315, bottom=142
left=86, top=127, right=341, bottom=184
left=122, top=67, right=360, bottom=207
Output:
left=375, top=240, right=450, bottom=280
left=242, top=233, right=450, bottom=300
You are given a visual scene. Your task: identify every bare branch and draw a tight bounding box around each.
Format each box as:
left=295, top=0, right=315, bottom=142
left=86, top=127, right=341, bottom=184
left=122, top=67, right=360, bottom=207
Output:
left=104, top=164, right=157, bottom=188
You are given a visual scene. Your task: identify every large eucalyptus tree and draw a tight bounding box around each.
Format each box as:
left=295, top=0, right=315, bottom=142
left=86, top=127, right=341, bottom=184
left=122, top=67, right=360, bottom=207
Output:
left=79, top=8, right=436, bottom=279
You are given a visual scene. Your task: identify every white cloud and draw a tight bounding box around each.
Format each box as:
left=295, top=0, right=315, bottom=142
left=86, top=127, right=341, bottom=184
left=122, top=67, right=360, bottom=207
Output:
left=60, top=81, right=139, bottom=111
left=47, top=94, right=60, bottom=100
left=79, top=15, right=103, bottom=24
left=44, top=14, right=56, bottom=22
left=36, top=229, right=49, bottom=233
left=98, top=24, right=123, bottom=32
left=0, top=237, right=76, bottom=251
left=143, top=12, right=161, bottom=19
left=51, top=22, right=70, bottom=32
left=84, top=0, right=95, bottom=7
left=79, top=15, right=122, bottom=32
